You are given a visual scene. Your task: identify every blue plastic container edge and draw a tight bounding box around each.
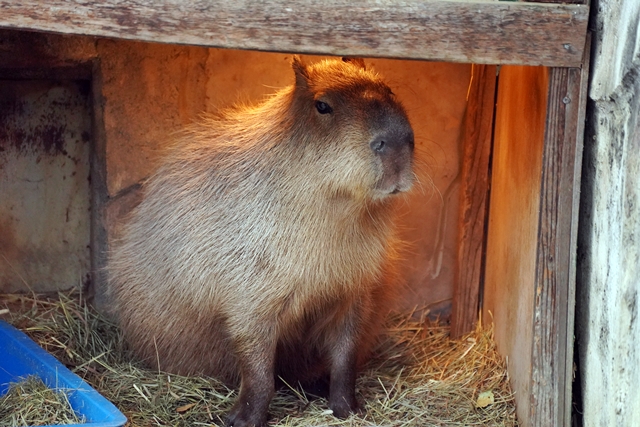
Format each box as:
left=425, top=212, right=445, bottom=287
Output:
left=0, top=319, right=127, bottom=427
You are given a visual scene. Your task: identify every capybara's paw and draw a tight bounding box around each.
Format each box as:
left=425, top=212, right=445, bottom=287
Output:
left=225, top=401, right=268, bottom=427
left=329, top=394, right=360, bottom=419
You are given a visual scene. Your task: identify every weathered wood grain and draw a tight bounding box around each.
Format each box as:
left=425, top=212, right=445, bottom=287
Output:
left=529, top=62, right=586, bottom=427
left=451, top=64, right=496, bottom=338
left=528, top=0, right=586, bottom=4
left=529, top=35, right=589, bottom=427
left=483, top=65, right=549, bottom=427
left=0, top=0, right=588, bottom=66
left=577, top=0, right=640, bottom=425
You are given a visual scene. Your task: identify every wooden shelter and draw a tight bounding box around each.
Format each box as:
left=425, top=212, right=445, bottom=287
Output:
left=0, top=1, right=606, bottom=426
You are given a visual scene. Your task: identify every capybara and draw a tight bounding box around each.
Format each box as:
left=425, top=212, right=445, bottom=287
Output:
left=108, top=56, right=415, bottom=427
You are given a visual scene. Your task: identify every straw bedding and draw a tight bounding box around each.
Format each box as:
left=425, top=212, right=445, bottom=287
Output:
left=0, top=292, right=517, bottom=426
left=0, top=375, right=85, bottom=426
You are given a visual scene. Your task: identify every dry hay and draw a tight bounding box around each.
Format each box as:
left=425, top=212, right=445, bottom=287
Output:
left=0, top=375, right=84, bottom=426
left=0, top=292, right=517, bottom=426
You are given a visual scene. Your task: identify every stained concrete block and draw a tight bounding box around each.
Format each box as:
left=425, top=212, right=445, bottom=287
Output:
left=0, top=80, right=91, bottom=292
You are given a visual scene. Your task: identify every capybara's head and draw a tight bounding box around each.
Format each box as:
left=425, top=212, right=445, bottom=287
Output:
left=289, top=56, right=414, bottom=201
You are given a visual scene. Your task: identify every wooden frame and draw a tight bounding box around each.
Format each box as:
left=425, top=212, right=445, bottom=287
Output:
left=0, top=0, right=588, bottom=66
left=531, top=50, right=589, bottom=427
left=0, top=2, right=590, bottom=425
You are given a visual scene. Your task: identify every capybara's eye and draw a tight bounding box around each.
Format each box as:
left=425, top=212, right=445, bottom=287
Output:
left=315, top=100, right=333, bottom=114
left=371, top=139, right=386, bottom=153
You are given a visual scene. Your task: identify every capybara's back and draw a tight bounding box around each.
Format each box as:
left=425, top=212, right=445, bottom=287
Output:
left=108, top=56, right=414, bottom=427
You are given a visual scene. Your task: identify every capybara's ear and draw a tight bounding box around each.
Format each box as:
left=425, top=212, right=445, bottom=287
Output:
left=342, top=57, right=366, bottom=70
left=292, top=55, right=310, bottom=88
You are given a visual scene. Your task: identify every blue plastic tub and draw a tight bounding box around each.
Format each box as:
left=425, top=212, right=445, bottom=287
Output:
left=0, top=319, right=127, bottom=427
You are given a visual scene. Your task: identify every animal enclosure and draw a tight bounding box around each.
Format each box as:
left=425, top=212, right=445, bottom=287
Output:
left=0, top=1, right=590, bottom=426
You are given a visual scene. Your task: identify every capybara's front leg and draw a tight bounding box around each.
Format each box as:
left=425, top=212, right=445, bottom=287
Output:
left=328, top=346, right=359, bottom=418
left=226, top=338, right=276, bottom=427
left=328, top=304, right=363, bottom=418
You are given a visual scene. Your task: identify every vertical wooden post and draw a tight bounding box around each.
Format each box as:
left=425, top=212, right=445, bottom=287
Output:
left=89, top=58, right=110, bottom=308
left=451, top=64, right=496, bottom=338
left=530, top=57, right=589, bottom=426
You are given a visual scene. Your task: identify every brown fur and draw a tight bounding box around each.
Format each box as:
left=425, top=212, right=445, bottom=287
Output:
left=108, top=56, right=414, bottom=427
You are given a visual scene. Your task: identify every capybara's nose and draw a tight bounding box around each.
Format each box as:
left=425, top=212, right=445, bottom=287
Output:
left=369, top=126, right=414, bottom=156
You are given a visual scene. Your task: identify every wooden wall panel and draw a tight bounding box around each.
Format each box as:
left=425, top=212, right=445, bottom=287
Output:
left=451, top=64, right=496, bottom=337
left=483, top=65, right=548, bottom=427
left=485, top=60, right=588, bottom=426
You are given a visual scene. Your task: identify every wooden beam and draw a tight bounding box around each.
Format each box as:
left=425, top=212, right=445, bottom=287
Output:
left=451, top=64, right=496, bottom=338
left=0, top=0, right=588, bottom=66
left=530, top=0, right=586, bottom=4
left=530, top=56, right=589, bottom=426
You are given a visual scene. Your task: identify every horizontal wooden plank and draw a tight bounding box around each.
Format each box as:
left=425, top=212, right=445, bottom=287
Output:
left=529, top=0, right=586, bottom=4
left=0, top=0, right=588, bottom=66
